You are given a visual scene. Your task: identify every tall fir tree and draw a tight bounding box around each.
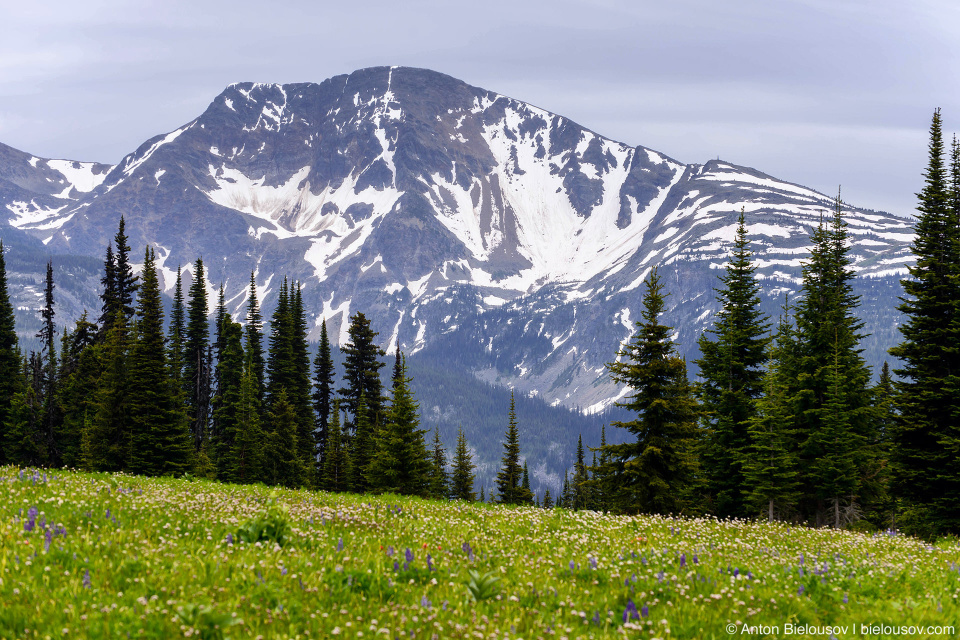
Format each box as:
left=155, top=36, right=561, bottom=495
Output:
left=230, top=353, right=265, bottom=484
left=572, top=434, right=590, bottom=511
left=168, top=266, right=186, bottom=386
left=212, top=316, right=245, bottom=481
left=312, top=319, right=335, bottom=467
left=349, top=390, right=376, bottom=493
left=265, top=388, right=303, bottom=488
left=367, top=356, right=429, bottom=496
left=322, top=400, right=351, bottom=492
left=0, top=240, right=21, bottom=464
left=85, top=315, right=130, bottom=471
left=597, top=268, right=699, bottom=514
left=244, top=272, right=266, bottom=403
left=889, top=109, right=960, bottom=537
left=289, top=283, right=315, bottom=479
left=742, top=300, right=802, bottom=522
left=97, top=242, right=117, bottom=339
left=265, top=278, right=293, bottom=406
left=184, top=258, right=211, bottom=451
left=55, top=313, right=99, bottom=468
left=495, top=392, right=532, bottom=505
left=429, top=429, right=449, bottom=500
left=793, top=197, right=875, bottom=525
left=128, top=248, right=193, bottom=477
left=36, top=261, right=58, bottom=465
left=339, top=312, right=386, bottom=431
left=450, top=427, right=476, bottom=501
left=695, top=209, right=770, bottom=518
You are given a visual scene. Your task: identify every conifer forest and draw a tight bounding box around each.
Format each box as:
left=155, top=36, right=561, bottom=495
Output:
left=2, top=110, right=960, bottom=544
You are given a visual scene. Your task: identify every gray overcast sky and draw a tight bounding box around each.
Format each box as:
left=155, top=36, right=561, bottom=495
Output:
left=1, top=0, right=958, bottom=217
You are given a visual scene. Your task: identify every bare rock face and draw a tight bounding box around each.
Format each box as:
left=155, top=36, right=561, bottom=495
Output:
left=0, top=66, right=912, bottom=411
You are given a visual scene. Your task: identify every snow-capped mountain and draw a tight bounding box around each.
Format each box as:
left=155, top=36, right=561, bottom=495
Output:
left=0, top=66, right=913, bottom=411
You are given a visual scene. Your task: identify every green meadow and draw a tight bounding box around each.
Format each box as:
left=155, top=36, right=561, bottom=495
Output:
left=1, top=466, right=958, bottom=639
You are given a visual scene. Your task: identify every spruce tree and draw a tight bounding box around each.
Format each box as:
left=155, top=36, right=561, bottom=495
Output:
left=572, top=434, right=590, bottom=511
left=36, top=261, right=58, bottom=465
left=495, top=392, right=532, bottom=505
left=0, top=240, right=21, bottom=464
left=339, top=312, right=386, bottom=430
left=889, top=109, right=960, bottom=537
left=244, top=272, right=266, bottom=403
left=86, top=317, right=130, bottom=471
left=793, top=197, right=874, bottom=524
left=695, top=209, right=769, bottom=518
left=598, top=268, right=698, bottom=514
left=97, top=242, right=117, bottom=338
left=168, top=266, right=186, bottom=386
left=312, top=319, right=335, bottom=466
left=349, top=390, right=376, bottom=492
left=213, top=316, right=245, bottom=481
left=128, top=248, right=192, bottom=476
left=265, top=278, right=293, bottom=406
left=112, top=217, right=139, bottom=319
left=289, top=283, right=315, bottom=478
left=429, top=429, right=449, bottom=500
left=450, top=427, right=476, bottom=501
left=265, top=388, right=302, bottom=488
left=231, top=354, right=264, bottom=484
left=55, top=313, right=99, bottom=469
left=5, top=374, right=42, bottom=466
left=322, top=400, right=351, bottom=492
left=741, top=301, right=802, bottom=522
left=367, top=356, right=429, bottom=496
left=184, top=258, right=211, bottom=451
left=521, top=461, right=532, bottom=505
left=543, top=489, right=554, bottom=509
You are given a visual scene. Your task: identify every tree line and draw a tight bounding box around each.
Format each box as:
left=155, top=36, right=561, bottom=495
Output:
left=0, top=110, right=957, bottom=539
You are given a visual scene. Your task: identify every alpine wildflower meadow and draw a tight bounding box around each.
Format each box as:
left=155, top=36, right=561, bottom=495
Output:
left=1, top=466, right=958, bottom=639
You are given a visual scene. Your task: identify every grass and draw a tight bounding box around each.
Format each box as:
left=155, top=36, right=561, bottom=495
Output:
left=1, top=466, right=958, bottom=639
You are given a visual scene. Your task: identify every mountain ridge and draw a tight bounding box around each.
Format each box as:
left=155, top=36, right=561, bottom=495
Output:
left=0, top=66, right=913, bottom=412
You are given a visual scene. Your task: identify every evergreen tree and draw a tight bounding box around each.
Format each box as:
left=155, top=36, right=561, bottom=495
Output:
left=244, top=272, right=266, bottom=403
left=495, top=392, right=532, bottom=505
left=339, top=312, right=386, bottom=430
left=265, top=278, right=293, bottom=405
left=85, top=317, right=130, bottom=471
left=367, top=356, right=429, bottom=496
left=168, top=266, right=186, bottom=386
left=560, top=470, right=572, bottom=509
left=322, top=400, right=351, bottom=492
left=265, top=389, right=302, bottom=488
left=742, top=301, right=802, bottom=522
left=588, top=425, right=613, bottom=512
left=793, top=197, right=875, bottom=524
left=230, top=354, right=264, bottom=484
left=479, top=485, right=485, bottom=503
left=289, top=283, right=315, bottom=479
left=572, top=434, right=590, bottom=511
left=213, top=316, right=245, bottom=481
left=5, top=373, right=42, bottom=466
left=128, top=248, right=192, bottom=476
left=695, top=209, right=770, bottom=518
left=349, top=390, right=376, bottom=492
left=521, top=461, right=532, bottom=505
left=184, top=258, right=211, bottom=451
left=97, top=242, right=117, bottom=338
left=450, top=427, right=476, bottom=501
left=543, top=489, right=554, bottom=509
left=429, top=429, right=449, bottom=500
left=889, top=109, right=960, bottom=537
left=112, top=217, right=139, bottom=320
left=312, top=319, right=335, bottom=466
left=36, top=261, right=58, bottom=465
left=0, top=240, right=21, bottom=464
left=598, top=268, right=698, bottom=514
left=55, top=313, right=99, bottom=468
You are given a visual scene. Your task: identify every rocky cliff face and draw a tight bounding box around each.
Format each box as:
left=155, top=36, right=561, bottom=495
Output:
left=1, top=66, right=913, bottom=410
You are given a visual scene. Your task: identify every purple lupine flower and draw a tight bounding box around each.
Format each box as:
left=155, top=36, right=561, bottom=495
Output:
left=405, top=548, right=414, bottom=564
left=798, top=585, right=805, bottom=596
left=657, top=570, right=664, bottom=583
left=622, top=599, right=640, bottom=622
left=733, top=568, right=739, bottom=577
left=420, top=595, right=431, bottom=610
left=44, top=529, right=52, bottom=553
left=427, top=554, right=434, bottom=571
left=693, top=554, right=699, bottom=565
left=679, top=553, right=686, bottom=568
left=337, top=537, right=344, bottom=552
left=799, top=567, right=804, bottom=577
left=843, top=594, right=848, bottom=604
left=82, top=569, right=91, bottom=588
left=393, top=560, right=400, bottom=572
left=281, top=566, right=288, bottom=576
left=387, top=545, right=395, bottom=557
left=225, top=533, right=234, bottom=545
left=641, top=604, right=649, bottom=618
left=38, top=516, right=46, bottom=529
left=569, top=560, right=576, bottom=572
left=589, top=556, right=598, bottom=570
